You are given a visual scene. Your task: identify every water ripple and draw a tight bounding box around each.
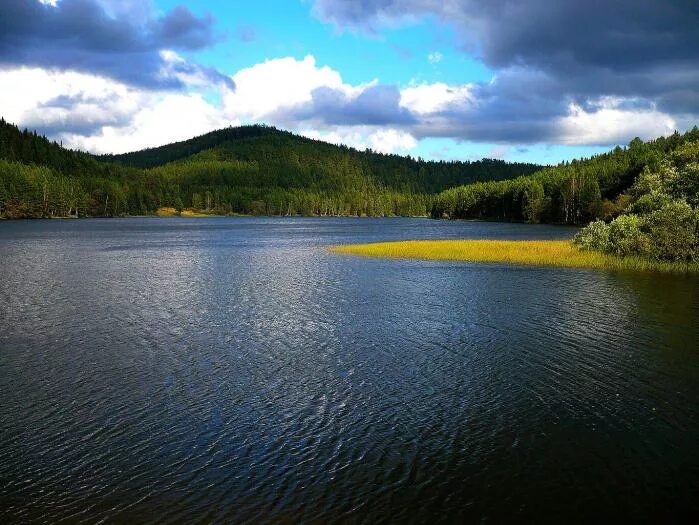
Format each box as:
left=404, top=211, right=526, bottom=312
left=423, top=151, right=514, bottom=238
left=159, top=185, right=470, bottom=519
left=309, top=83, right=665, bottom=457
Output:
left=0, top=218, right=697, bottom=523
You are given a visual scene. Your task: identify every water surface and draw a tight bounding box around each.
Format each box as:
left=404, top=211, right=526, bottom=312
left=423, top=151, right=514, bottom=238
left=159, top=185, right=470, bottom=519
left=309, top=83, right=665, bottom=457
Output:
left=1, top=218, right=697, bottom=523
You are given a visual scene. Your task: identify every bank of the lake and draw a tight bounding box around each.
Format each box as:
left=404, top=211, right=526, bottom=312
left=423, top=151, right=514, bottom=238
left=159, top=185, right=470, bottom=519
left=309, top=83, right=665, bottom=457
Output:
left=332, top=239, right=699, bottom=274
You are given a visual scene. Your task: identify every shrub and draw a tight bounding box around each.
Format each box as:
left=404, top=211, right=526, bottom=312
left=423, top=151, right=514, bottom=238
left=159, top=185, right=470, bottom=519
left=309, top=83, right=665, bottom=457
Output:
left=573, top=220, right=610, bottom=252
left=667, top=162, right=699, bottom=207
left=606, top=214, right=651, bottom=257
left=644, top=201, right=698, bottom=261
left=630, top=166, right=663, bottom=197
left=627, top=191, right=673, bottom=215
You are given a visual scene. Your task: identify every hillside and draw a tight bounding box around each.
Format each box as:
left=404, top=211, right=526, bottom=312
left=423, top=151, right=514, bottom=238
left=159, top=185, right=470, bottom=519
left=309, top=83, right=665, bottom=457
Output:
left=0, top=120, right=540, bottom=218
left=432, top=127, right=699, bottom=225
left=102, top=125, right=541, bottom=194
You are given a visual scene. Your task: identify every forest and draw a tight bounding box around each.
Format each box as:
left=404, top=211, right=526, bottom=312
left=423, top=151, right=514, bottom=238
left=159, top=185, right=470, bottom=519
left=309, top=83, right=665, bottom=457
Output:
left=0, top=119, right=539, bottom=219
left=430, top=127, right=699, bottom=262
left=573, top=139, right=699, bottom=262
left=431, top=127, right=699, bottom=224
left=2, top=118, right=697, bottom=262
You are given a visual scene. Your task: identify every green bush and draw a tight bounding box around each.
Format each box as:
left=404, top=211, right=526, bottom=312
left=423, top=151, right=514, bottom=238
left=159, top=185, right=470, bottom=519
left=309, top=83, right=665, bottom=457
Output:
left=573, top=220, right=610, bottom=252
left=667, top=162, right=699, bottom=207
left=644, top=201, right=698, bottom=261
left=606, top=214, right=651, bottom=257
left=627, top=191, right=673, bottom=215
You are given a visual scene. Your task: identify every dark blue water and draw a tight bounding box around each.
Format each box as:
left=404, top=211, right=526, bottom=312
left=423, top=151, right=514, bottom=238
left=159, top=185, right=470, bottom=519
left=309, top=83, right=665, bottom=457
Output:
left=1, top=217, right=697, bottom=523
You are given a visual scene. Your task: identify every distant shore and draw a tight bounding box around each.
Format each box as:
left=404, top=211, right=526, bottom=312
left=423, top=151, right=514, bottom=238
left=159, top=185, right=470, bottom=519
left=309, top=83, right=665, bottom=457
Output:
left=331, top=239, right=699, bottom=274
left=0, top=209, right=433, bottom=220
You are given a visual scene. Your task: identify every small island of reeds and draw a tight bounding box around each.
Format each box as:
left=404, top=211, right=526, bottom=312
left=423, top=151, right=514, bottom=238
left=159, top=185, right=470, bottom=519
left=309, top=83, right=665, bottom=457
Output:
left=331, top=239, right=699, bottom=274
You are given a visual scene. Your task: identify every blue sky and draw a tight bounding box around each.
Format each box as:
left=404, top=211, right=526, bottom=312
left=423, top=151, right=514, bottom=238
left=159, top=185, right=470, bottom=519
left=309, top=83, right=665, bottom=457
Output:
left=1, top=0, right=696, bottom=163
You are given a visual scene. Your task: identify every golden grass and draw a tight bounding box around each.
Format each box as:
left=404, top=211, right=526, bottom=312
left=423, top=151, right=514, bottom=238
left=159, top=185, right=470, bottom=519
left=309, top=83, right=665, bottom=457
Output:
left=179, top=209, right=221, bottom=217
left=156, top=207, right=178, bottom=216
left=331, top=239, right=699, bottom=274
left=155, top=207, right=228, bottom=217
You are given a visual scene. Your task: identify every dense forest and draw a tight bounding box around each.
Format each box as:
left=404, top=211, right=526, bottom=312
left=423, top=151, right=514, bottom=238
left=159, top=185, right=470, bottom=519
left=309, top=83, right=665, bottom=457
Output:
left=0, top=119, right=540, bottom=218
left=2, top=117, right=697, bottom=262
left=573, top=140, right=699, bottom=262
left=431, top=127, right=699, bottom=225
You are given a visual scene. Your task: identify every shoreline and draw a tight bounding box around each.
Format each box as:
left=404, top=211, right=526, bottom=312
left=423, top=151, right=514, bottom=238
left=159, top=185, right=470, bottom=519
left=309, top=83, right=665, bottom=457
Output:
left=331, top=239, right=699, bottom=274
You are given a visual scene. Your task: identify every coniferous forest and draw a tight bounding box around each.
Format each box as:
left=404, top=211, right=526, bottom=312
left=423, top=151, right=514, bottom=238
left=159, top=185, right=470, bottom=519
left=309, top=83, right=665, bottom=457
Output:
left=1, top=117, right=698, bottom=262
left=0, top=119, right=540, bottom=219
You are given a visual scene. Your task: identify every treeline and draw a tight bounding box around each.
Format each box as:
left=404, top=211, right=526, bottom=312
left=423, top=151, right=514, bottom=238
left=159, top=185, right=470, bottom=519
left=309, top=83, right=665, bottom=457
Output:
left=0, top=157, right=431, bottom=218
left=0, top=118, right=540, bottom=219
left=432, top=128, right=699, bottom=224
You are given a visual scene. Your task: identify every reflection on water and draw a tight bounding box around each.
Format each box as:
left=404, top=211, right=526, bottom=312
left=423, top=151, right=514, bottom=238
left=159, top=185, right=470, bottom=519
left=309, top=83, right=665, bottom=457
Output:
left=0, top=217, right=697, bottom=523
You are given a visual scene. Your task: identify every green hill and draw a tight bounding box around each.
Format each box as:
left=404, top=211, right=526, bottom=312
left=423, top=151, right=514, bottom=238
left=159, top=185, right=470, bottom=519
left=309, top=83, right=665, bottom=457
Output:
left=0, top=119, right=541, bottom=218
left=432, top=127, right=699, bottom=225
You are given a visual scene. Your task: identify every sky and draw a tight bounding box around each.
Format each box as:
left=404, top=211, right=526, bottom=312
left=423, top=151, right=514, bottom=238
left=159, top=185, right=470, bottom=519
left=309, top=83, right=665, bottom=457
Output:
left=0, top=0, right=697, bottom=164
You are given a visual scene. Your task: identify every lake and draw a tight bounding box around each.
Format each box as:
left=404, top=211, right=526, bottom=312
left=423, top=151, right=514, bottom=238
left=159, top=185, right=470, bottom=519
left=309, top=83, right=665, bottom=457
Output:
left=1, top=217, right=697, bottom=523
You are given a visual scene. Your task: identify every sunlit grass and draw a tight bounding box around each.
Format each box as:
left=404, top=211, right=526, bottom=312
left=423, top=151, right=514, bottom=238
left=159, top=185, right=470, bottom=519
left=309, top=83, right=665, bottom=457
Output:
left=156, top=207, right=178, bottom=216
left=331, top=239, right=699, bottom=274
left=155, top=207, right=228, bottom=217
left=179, top=209, right=223, bottom=217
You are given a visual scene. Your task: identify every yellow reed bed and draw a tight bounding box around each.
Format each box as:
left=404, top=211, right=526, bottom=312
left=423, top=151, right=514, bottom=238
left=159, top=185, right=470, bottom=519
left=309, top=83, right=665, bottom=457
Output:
left=331, top=239, right=699, bottom=273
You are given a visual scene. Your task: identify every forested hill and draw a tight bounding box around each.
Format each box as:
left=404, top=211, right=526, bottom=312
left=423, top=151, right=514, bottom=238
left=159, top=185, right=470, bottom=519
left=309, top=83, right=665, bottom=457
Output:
left=0, top=117, right=127, bottom=179
left=102, top=125, right=541, bottom=194
left=0, top=119, right=541, bottom=218
left=432, top=127, right=699, bottom=225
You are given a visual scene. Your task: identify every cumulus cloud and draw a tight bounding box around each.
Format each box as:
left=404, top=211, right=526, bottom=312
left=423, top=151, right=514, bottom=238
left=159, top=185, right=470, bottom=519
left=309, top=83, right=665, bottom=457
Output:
left=302, top=127, right=417, bottom=154
left=3, top=50, right=683, bottom=157
left=0, top=0, right=231, bottom=90
left=0, top=56, right=422, bottom=155
left=558, top=99, right=677, bottom=146
left=69, top=92, right=230, bottom=154
left=312, top=0, right=699, bottom=144
left=400, top=82, right=472, bottom=114
left=222, top=55, right=359, bottom=121
left=0, top=67, right=230, bottom=154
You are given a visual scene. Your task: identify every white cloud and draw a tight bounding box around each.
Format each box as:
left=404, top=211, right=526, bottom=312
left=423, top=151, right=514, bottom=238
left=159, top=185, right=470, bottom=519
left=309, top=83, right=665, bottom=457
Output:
left=400, top=82, right=472, bottom=114
left=68, top=93, right=230, bottom=154
left=301, top=126, right=417, bottom=154
left=0, top=56, right=418, bottom=155
left=0, top=67, right=141, bottom=131
left=0, top=55, right=683, bottom=158
left=558, top=99, right=676, bottom=145
left=223, top=55, right=373, bottom=122
left=0, top=67, right=230, bottom=154
left=368, top=128, right=417, bottom=153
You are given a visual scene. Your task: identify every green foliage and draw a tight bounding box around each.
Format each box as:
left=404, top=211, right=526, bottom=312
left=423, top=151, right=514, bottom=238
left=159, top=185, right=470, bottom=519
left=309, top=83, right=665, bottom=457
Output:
left=606, top=214, right=651, bottom=257
left=644, top=201, right=698, bottom=261
left=523, top=180, right=545, bottom=223
left=627, top=191, right=673, bottom=214
left=432, top=127, right=699, bottom=224
left=0, top=119, right=540, bottom=219
left=574, top=140, right=699, bottom=263
left=666, top=142, right=699, bottom=206
left=573, top=220, right=610, bottom=252
left=2, top=113, right=698, bottom=267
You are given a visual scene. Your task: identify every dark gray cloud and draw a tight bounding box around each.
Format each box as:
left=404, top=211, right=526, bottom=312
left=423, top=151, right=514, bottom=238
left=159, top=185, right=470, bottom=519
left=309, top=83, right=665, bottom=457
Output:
left=405, top=69, right=570, bottom=144
left=20, top=93, right=135, bottom=137
left=295, top=85, right=416, bottom=126
left=313, top=0, right=699, bottom=75
left=312, top=0, right=699, bottom=143
left=0, top=0, right=233, bottom=89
